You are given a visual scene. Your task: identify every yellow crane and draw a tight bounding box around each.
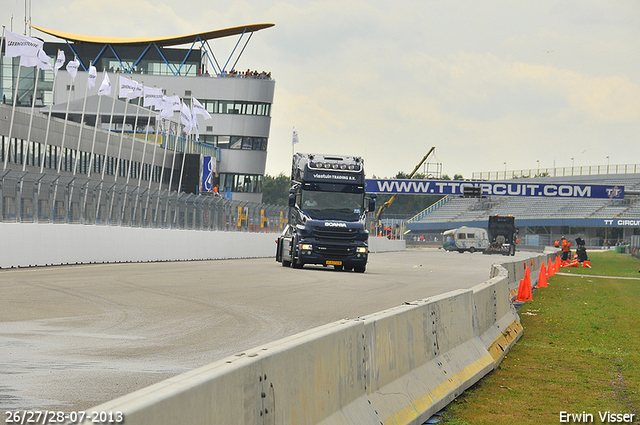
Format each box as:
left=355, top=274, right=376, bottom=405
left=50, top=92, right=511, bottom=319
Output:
left=375, top=146, right=437, bottom=223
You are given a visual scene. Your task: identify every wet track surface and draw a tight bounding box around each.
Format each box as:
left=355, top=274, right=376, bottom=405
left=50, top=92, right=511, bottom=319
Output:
left=0, top=248, right=534, bottom=412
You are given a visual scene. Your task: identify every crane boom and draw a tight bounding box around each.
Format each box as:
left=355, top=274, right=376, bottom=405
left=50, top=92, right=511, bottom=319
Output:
left=375, top=146, right=437, bottom=222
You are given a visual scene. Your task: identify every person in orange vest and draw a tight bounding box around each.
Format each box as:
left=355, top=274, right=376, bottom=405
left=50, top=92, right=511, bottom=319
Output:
left=554, top=240, right=560, bottom=248
left=561, top=236, right=571, bottom=261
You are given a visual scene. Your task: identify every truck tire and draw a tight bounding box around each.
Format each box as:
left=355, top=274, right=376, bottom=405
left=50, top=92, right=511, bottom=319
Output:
left=292, top=257, right=304, bottom=268
left=282, top=259, right=291, bottom=267
left=510, top=245, right=516, bottom=256
left=469, top=246, right=476, bottom=253
left=354, top=266, right=366, bottom=273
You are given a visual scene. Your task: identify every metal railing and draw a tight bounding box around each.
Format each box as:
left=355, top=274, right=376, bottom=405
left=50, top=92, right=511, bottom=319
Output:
left=0, top=169, right=288, bottom=233
left=472, top=164, right=640, bottom=181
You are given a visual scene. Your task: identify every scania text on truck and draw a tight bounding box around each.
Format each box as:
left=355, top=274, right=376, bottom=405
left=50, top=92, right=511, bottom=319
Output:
left=275, top=153, right=376, bottom=272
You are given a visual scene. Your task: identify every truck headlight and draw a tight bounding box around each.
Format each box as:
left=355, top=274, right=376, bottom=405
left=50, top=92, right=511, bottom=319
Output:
left=356, top=247, right=368, bottom=253
left=300, top=244, right=313, bottom=250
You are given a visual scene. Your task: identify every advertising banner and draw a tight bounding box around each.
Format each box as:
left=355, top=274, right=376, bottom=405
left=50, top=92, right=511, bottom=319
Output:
left=365, top=179, right=624, bottom=199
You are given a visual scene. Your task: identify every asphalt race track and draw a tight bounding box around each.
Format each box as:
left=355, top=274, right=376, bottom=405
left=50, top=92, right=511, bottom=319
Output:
left=0, top=248, right=533, bottom=412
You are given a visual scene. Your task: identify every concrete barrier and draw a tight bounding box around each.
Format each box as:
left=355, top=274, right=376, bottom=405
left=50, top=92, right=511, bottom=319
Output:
left=0, top=222, right=279, bottom=268
left=74, top=251, right=550, bottom=425
left=0, top=223, right=403, bottom=268
left=369, top=236, right=406, bottom=253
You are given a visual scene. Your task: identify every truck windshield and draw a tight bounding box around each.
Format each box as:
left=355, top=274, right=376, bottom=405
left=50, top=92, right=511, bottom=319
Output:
left=300, top=189, right=364, bottom=220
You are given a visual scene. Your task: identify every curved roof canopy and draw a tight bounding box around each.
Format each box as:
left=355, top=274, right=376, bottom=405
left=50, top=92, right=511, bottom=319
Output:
left=31, top=23, right=274, bottom=47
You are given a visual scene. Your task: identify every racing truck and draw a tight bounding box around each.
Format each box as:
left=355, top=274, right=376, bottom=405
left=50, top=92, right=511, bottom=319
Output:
left=275, top=153, right=376, bottom=272
left=483, top=214, right=518, bottom=256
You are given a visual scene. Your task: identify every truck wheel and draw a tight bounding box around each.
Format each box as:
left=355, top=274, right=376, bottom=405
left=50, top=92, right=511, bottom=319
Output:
left=510, top=245, right=516, bottom=256
left=292, top=257, right=304, bottom=268
left=469, top=247, right=476, bottom=253
left=354, top=266, right=366, bottom=273
left=282, top=259, right=291, bottom=267
left=334, top=265, right=343, bottom=271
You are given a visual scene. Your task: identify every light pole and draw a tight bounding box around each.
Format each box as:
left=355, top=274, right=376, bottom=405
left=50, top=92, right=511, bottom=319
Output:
left=606, top=156, right=610, bottom=174
left=503, top=162, right=507, bottom=179
left=537, top=160, right=540, bottom=176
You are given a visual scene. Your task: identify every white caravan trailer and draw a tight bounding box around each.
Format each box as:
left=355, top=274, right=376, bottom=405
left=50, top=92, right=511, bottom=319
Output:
left=442, top=226, right=489, bottom=253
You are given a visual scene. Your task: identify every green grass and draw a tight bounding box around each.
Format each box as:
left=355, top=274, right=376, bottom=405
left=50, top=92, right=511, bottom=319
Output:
left=440, top=251, right=640, bottom=425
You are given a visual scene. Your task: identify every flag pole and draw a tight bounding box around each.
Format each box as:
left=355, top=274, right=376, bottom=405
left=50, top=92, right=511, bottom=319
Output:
left=56, top=57, right=77, bottom=173
left=121, top=92, right=143, bottom=225
left=109, top=74, right=133, bottom=223
left=72, top=61, right=93, bottom=176
left=164, top=120, right=179, bottom=227
left=3, top=62, right=22, bottom=170
left=52, top=57, right=78, bottom=219
left=152, top=118, right=167, bottom=225
left=133, top=94, right=154, bottom=224
left=95, top=78, right=118, bottom=223
left=40, top=50, right=63, bottom=174
left=22, top=61, right=40, bottom=172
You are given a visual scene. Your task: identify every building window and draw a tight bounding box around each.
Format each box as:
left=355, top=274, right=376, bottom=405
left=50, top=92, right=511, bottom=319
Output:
left=219, top=173, right=263, bottom=193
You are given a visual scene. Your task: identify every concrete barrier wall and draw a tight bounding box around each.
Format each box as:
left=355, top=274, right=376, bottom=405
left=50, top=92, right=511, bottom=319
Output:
left=368, top=236, right=406, bottom=253
left=0, top=223, right=280, bottom=268
left=76, top=251, right=553, bottom=425
left=0, top=223, right=402, bottom=268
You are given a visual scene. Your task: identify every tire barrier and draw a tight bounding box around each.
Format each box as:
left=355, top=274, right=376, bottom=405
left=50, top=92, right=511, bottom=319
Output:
left=74, top=252, right=556, bottom=425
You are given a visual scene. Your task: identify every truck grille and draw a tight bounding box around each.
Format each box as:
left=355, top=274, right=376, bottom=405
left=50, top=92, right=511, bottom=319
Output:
left=313, top=226, right=357, bottom=242
left=315, top=245, right=355, bottom=259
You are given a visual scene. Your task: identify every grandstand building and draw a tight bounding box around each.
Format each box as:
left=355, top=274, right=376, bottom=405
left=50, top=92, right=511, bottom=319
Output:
left=406, top=172, right=640, bottom=247
left=1, top=23, right=275, bottom=204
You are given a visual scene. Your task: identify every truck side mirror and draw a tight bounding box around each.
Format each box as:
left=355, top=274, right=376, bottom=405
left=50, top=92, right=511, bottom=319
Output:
left=368, top=195, right=377, bottom=212
left=288, top=193, right=296, bottom=207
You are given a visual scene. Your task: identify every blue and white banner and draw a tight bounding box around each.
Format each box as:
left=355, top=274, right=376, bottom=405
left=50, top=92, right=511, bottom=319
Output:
left=202, top=156, right=215, bottom=192
left=365, top=179, right=624, bottom=199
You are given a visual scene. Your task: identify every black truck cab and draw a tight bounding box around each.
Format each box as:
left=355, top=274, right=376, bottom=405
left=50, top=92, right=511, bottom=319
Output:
left=275, top=153, right=375, bottom=272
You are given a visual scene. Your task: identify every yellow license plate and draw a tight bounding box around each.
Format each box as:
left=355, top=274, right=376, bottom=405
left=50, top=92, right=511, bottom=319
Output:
left=326, top=260, right=342, bottom=265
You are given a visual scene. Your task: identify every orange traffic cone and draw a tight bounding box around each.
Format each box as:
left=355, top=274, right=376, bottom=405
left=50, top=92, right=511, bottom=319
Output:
left=538, top=262, right=547, bottom=288
left=516, top=267, right=533, bottom=302
left=555, top=255, right=561, bottom=271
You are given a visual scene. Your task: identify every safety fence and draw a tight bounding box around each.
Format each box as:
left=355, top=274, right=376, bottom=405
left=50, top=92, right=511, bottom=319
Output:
left=472, top=163, right=640, bottom=181
left=0, top=169, right=288, bottom=233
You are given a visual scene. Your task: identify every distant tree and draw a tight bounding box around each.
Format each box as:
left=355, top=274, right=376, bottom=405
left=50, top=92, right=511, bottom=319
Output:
left=441, top=174, right=451, bottom=180
left=453, top=174, right=464, bottom=180
left=262, top=173, right=290, bottom=205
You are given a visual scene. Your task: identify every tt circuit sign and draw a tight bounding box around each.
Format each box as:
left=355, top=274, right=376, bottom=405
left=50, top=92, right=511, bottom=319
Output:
left=366, top=179, right=624, bottom=199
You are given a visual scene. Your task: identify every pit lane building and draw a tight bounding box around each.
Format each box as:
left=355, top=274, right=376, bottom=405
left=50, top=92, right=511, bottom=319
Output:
left=1, top=23, right=275, bottom=204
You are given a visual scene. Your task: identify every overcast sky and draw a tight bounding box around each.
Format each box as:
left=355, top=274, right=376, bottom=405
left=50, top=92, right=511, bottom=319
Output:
left=4, top=0, right=640, bottom=179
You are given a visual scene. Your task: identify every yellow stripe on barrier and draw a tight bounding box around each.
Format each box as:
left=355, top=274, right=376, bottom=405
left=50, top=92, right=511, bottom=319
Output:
left=382, top=353, right=495, bottom=425
left=486, top=319, right=523, bottom=365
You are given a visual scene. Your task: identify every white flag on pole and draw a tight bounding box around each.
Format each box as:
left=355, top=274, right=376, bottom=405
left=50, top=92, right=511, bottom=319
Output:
left=98, top=72, right=111, bottom=96
left=19, top=53, right=39, bottom=67
left=36, top=49, right=53, bottom=71
left=167, top=94, right=181, bottom=111
left=292, top=129, right=299, bottom=145
left=54, top=50, right=65, bottom=76
left=4, top=30, right=43, bottom=58
left=119, top=75, right=142, bottom=99
left=87, top=65, right=98, bottom=89
left=156, top=96, right=174, bottom=120
left=66, top=57, right=80, bottom=81
left=180, top=101, right=193, bottom=134
left=191, top=97, right=212, bottom=119
left=143, top=86, right=164, bottom=109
